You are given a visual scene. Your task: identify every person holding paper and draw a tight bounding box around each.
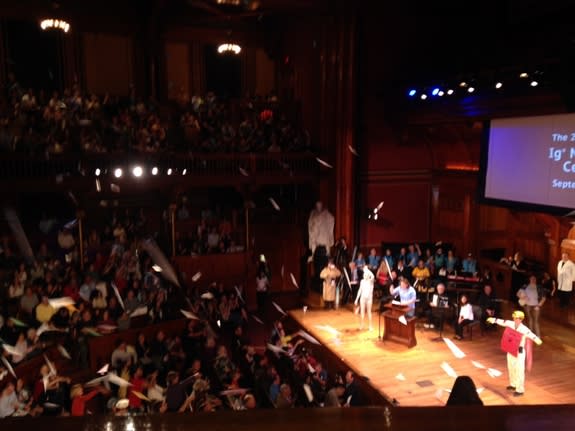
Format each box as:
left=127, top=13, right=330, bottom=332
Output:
left=355, top=268, right=375, bottom=331
left=487, top=310, right=542, bottom=397
left=389, top=277, right=417, bottom=317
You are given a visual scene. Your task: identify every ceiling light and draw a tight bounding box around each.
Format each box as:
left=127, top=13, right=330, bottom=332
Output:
left=167, top=168, right=172, bottom=176
left=495, top=82, right=503, bottom=89
left=408, top=89, right=417, bottom=97
left=132, top=166, right=143, bottom=177
left=114, top=168, right=123, bottom=178
left=95, top=168, right=101, bottom=176
left=438, top=90, right=445, bottom=96
left=40, top=18, right=70, bottom=33
left=530, top=80, right=538, bottom=87
left=217, top=43, right=242, bottom=54
left=447, top=89, right=454, bottom=95
left=420, top=94, right=427, bottom=100
left=182, top=169, right=187, bottom=175
left=459, top=81, right=467, bottom=87
left=467, top=87, right=475, bottom=93
left=151, top=167, right=158, bottom=176
left=519, top=72, right=529, bottom=78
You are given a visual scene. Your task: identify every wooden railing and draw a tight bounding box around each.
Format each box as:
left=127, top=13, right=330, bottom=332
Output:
left=0, top=153, right=320, bottom=180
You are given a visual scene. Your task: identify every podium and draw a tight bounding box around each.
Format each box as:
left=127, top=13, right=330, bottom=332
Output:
left=382, top=303, right=417, bottom=348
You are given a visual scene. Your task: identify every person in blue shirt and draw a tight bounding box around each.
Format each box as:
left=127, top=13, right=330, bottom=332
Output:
left=462, top=253, right=477, bottom=275
left=383, top=248, right=395, bottom=269
left=367, top=248, right=381, bottom=272
left=355, top=252, right=366, bottom=270
left=389, top=277, right=417, bottom=317
left=434, top=248, right=446, bottom=271
left=446, top=250, right=458, bottom=274
left=406, top=244, right=421, bottom=268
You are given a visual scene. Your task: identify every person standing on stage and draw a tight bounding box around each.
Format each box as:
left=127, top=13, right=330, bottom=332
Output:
left=487, top=311, right=542, bottom=397
left=389, top=277, right=417, bottom=317
left=517, top=274, right=546, bottom=338
left=557, top=252, right=575, bottom=308
left=355, top=268, right=375, bottom=331
left=320, top=259, right=341, bottom=310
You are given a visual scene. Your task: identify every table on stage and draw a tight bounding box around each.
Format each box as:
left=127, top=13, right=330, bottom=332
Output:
left=381, top=302, right=417, bottom=348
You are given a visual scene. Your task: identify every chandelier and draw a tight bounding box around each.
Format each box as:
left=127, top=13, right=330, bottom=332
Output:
left=40, top=18, right=71, bottom=33
left=217, top=43, right=242, bottom=54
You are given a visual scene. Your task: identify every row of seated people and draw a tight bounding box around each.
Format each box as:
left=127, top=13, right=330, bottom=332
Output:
left=1, top=76, right=310, bottom=154
left=0, top=287, right=368, bottom=418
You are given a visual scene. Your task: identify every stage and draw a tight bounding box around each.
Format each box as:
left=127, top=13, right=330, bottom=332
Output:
left=289, top=306, right=575, bottom=406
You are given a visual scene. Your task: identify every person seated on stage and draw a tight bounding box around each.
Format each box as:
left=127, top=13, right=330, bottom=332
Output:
left=454, top=294, right=474, bottom=340
left=383, top=248, right=395, bottom=269
left=478, top=284, right=498, bottom=325
left=354, top=252, right=366, bottom=270
left=389, top=277, right=417, bottom=318
left=434, top=248, right=446, bottom=273
left=406, top=244, right=421, bottom=268
left=412, top=259, right=431, bottom=294
left=367, top=248, right=381, bottom=273
left=445, top=250, right=458, bottom=275
left=461, top=253, right=478, bottom=276
left=423, top=248, right=435, bottom=274
left=397, top=247, right=408, bottom=266
left=395, top=259, right=410, bottom=282
left=425, top=282, right=452, bottom=330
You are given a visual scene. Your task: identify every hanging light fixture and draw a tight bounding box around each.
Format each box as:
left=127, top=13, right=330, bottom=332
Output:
left=217, top=42, right=242, bottom=55
left=40, top=18, right=71, bottom=33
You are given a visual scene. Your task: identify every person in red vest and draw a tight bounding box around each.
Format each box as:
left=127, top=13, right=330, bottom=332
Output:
left=487, top=310, right=542, bottom=397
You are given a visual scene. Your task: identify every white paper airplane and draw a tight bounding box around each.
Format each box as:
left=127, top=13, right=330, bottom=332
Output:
left=95, top=178, right=101, bottom=192
left=48, top=297, right=76, bottom=309
left=315, top=157, right=333, bottom=168
left=303, top=383, right=314, bottom=402
left=443, top=338, right=466, bottom=359
left=314, top=325, right=341, bottom=337
left=395, top=373, right=406, bottom=381
left=129, top=306, right=148, bottom=318
left=348, top=145, right=359, bottom=156
left=267, top=343, right=287, bottom=355
left=152, top=264, right=162, bottom=272
left=201, top=292, right=214, bottom=300
left=307, top=363, right=316, bottom=374
left=272, top=301, right=287, bottom=316
left=64, top=219, right=77, bottom=230
left=181, top=309, right=200, bottom=320
left=290, top=273, right=299, bottom=288
left=471, top=360, right=486, bottom=369
left=86, top=372, right=132, bottom=388
left=111, top=282, right=125, bottom=310
left=239, top=167, right=249, bottom=177
left=398, top=315, right=408, bottom=326
left=234, top=285, right=244, bottom=303
left=440, top=361, right=457, bottom=378
left=57, top=344, right=71, bottom=360
left=297, top=330, right=320, bottom=345
left=376, top=201, right=384, bottom=211
left=487, top=368, right=502, bottom=378
left=2, top=344, right=21, bottom=357
left=251, top=314, right=264, bottom=325
left=269, top=197, right=281, bottom=211
left=43, top=354, right=57, bottom=376
left=191, top=271, right=202, bottom=282
left=97, top=324, right=118, bottom=332
left=0, top=357, right=16, bottom=378
left=97, top=364, right=109, bottom=375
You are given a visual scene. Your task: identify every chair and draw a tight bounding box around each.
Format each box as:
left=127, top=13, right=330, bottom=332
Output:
left=465, top=305, right=484, bottom=340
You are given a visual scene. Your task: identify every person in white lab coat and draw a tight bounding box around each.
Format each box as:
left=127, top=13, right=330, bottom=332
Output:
left=557, top=252, right=575, bottom=308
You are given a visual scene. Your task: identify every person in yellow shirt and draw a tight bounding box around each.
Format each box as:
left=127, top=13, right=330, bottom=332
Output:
left=412, top=259, right=431, bottom=293
left=35, top=295, right=56, bottom=324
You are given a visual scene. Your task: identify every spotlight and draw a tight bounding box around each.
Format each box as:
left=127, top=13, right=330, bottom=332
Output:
left=151, top=167, right=158, bottom=176
left=182, top=169, right=187, bottom=175
left=530, top=80, right=538, bottom=87
left=438, top=91, right=445, bottom=97
left=167, top=168, right=172, bottom=176
left=114, top=168, right=123, bottom=178
left=408, top=89, right=417, bottom=97
left=432, top=88, right=440, bottom=96
left=420, top=94, right=428, bottom=100
left=467, top=87, right=475, bottom=93
left=447, top=89, right=454, bottom=95
left=95, top=168, right=101, bottom=176
left=374, top=213, right=379, bottom=221
left=495, top=82, right=503, bottom=89
left=459, top=81, right=467, bottom=87
left=132, top=166, right=143, bottom=177
left=519, top=72, right=528, bottom=78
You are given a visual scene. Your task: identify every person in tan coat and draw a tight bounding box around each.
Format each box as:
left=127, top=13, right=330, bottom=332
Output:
left=320, top=259, right=341, bottom=309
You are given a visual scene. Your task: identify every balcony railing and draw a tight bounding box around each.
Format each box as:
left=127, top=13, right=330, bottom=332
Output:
left=0, top=152, right=321, bottom=180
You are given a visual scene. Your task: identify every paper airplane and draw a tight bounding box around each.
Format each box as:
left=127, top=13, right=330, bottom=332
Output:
left=314, top=325, right=341, bottom=337
left=272, top=301, right=287, bottom=316
left=220, top=388, right=248, bottom=396
left=86, top=372, right=132, bottom=388
left=67, top=191, right=78, bottom=205
left=269, top=197, right=281, bottom=211
left=0, top=370, right=7, bottom=381
left=57, top=344, right=71, bottom=360
left=251, top=314, right=264, bottom=325
left=307, top=363, right=316, bottom=374
left=297, top=330, right=320, bottom=345
left=234, top=286, right=244, bottom=303
left=303, top=383, right=314, bottom=402
left=476, top=387, right=485, bottom=394
left=471, top=360, right=486, bottom=369
left=290, top=273, right=298, bottom=288
left=43, top=376, right=50, bottom=392
left=201, top=292, right=214, bottom=300
left=111, top=282, right=125, bottom=310
left=48, top=297, right=76, bottom=309
left=129, top=306, right=148, bottom=318
left=110, top=183, right=121, bottom=193
left=315, top=157, right=333, bottom=168
left=343, top=268, right=351, bottom=287
left=398, top=315, right=408, bottom=326
left=44, top=354, right=57, bottom=376
left=152, top=264, right=162, bottom=272
left=63, top=219, right=77, bottom=230
left=395, top=373, right=406, bottom=381
left=267, top=344, right=287, bottom=355
left=376, top=201, right=384, bottom=211
left=1, top=356, right=16, bottom=378
left=443, top=338, right=466, bottom=359
left=2, top=344, right=22, bottom=357
left=9, top=317, right=28, bottom=328
left=348, top=145, right=359, bottom=156
left=440, top=361, right=457, bottom=378
left=239, top=167, right=249, bottom=177
left=131, top=390, right=151, bottom=402
left=97, top=364, right=109, bottom=375
left=181, top=309, right=200, bottom=320
left=191, top=272, right=202, bottom=282
left=97, top=324, right=118, bottom=332
left=95, top=178, right=101, bottom=192
left=82, top=327, right=102, bottom=337
left=487, top=368, right=502, bottom=378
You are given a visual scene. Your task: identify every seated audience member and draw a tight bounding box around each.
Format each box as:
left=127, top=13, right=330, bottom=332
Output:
left=383, top=248, right=395, bottom=269
left=165, top=371, right=195, bottom=412
left=478, top=284, right=497, bottom=321
left=354, top=252, right=366, bottom=270
left=324, top=383, right=345, bottom=407
left=35, top=295, right=56, bottom=324
left=111, top=339, right=137, bottom=369
left=434, top=248, right=446, bottom=272
left=406, top=244, right=421, bottom=268
left=343, top=371, right=364, bottom=406
left=19, top=286, right=39, bottom=317
left=0, top=382, right=18, bottom=418
left=454, top=294, right=474, bottom=340
left=445, top=250, right=458, bottom=274
left=461, top=253, right=477, bottom=275
left=367, top=248, right=381, bottom=273
left=275, top=383, right=294, bottom=409
left=446, top=376, right=483, bottom=406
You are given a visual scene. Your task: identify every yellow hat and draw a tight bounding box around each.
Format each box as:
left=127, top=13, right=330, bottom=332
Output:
left=512, top=310, right=525, bottom=320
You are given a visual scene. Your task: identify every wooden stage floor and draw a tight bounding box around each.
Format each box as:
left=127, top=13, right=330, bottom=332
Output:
left=289, top=306, right=575, bottom=406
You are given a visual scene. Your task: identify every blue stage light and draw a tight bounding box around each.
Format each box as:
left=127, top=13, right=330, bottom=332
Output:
left=432, top=88, right=440, bottom=96
left=408, top=89, right=417, bottom=97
